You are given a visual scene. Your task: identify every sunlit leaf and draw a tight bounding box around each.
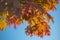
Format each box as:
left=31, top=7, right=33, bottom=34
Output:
left=0, top=20, right=7, bottom=30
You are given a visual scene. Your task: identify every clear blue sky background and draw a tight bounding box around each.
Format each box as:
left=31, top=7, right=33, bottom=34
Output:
left=0, top=1, right=60, bottom=40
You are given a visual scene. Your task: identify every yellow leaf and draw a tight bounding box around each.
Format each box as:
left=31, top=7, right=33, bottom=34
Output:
left=0, top=20, right=7, bottom=30
left=2, top=11, right=9, bottom=19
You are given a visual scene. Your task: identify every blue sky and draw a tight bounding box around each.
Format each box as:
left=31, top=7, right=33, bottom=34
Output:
left=0, top=1, right=60, bottom=40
